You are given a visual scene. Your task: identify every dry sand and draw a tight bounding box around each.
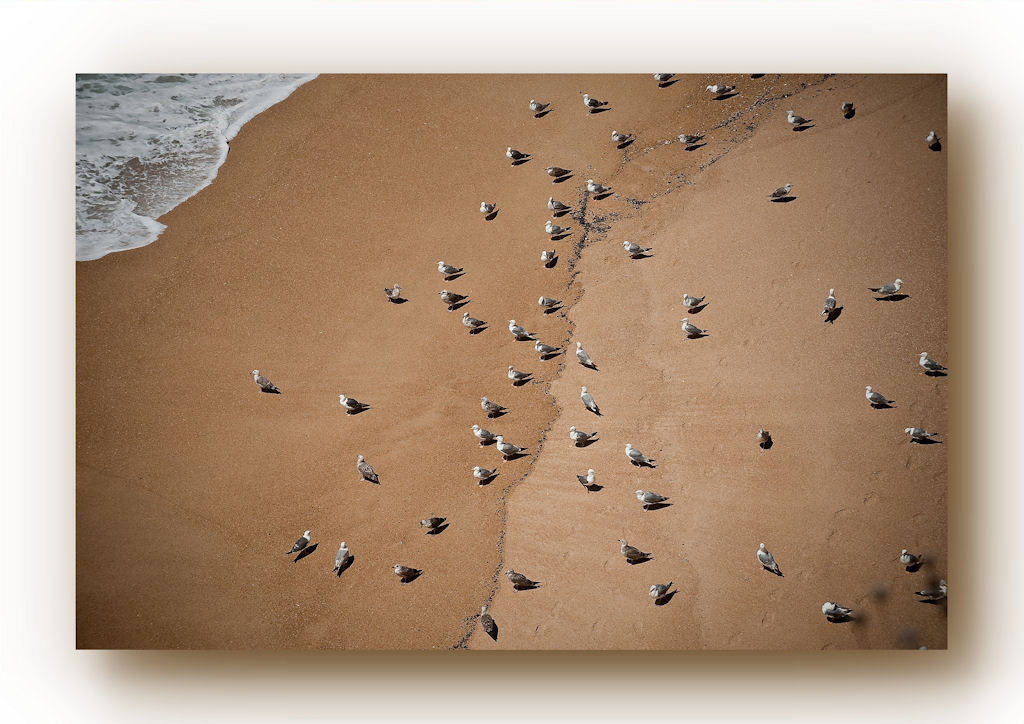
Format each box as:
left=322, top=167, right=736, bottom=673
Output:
left=77, top=74, right=946, bottom=650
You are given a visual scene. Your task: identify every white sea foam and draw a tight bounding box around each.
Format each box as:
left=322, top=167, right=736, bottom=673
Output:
left=75, top=73, right=316, bottom=261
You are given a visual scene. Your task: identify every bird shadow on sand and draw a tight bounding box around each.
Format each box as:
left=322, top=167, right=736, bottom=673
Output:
left=874, top=294, right=910, bottom=302
left=793, top=124, right=816, bottom=132
left=685, top=331, right=710, bottom=339
left=447, top=300, right=471, bottom=313
left=826, top=613, right=855, bottom=624
left=929, top=141, right=942, bottom=152
left=592, top=191, right=615, bottom=201
left=658, top=79, right=680, bottom=88
left=904, top=562, right=924, bottom=573
left=543, top=305, right=564, bottom=315
left=486, top=410, right=508, bottom=419
left=483, top=620, right=499, bottom=640
left=588, top=107, right=612, bottom=114
left=687, top=303, right=709, bottom=314
left=825, top=306, right=844, bottom=324
left=630, top=460, right=657, bottom=469
left=844, top=109, right=857, bottom=120
left=544, top=257, right=559, bottom=269
left=387, top=297, right=409, bottom=304
left=444, top=272, right=465, bottom=282
left=581, top=362, right=599, bottom=371
left=770, top=196, right=797, bottom=203
left=916, top=598, right=947, bottom=607
left=654, top=590, right=679, bottom=606
left=502, top=452, right=529, bottom=461
left=426, top=523, right=450, bottom=536
left=260, top=388, right=282, bottom=395
left=750, top=74, right=766, bottom=79
left=540, top=350, right=564, bottom=360
left=534, top=110, right=552, bottom=119
left=511, top=158, right=532, bottom=166
left=626, top=556, right=654, bottom=565
left=870, top=402, right=896, bottom=410
left=684, top=142, right=707, bottom=151
left=512, top=377, right=533, bottom=387
left=484, top=210, right=499, bottom=221
left=759, top=438, right=774, bottom=451
left=477, top=473, right=499, bottom=486
left=551, top=232, right=573, bottom=241
left=468, top=326, right=488, bottom=335
left=293, top=543, right=318, bottom=563
left=345, top=407, right=371, bottom=416
left=478, top=439, right=497, bottom=447
left=629, top=252, right=655, bottom=260
left=925, top=370, right=948, bottom=378
left=910, top=437, right=943, bottom=445
left=574, top=437, right=600, bottom=448
left=552, top=208, right=572, bottom=218
left=334, top=555, right=355, bottom=576
left=399, top=570, right=424, bottom=584
left=512, top=581, right=542, bottom=592
left=712, top=92, right=740, bottom=101
left=762, top=565, right=784, bottom=577
left=616, top=139, right=636, bottom=150
left=552, top=174, right=574, bottom=184
left=580, top=482, right=603, bottom=492
left=643, top=502, right=673, bottom=512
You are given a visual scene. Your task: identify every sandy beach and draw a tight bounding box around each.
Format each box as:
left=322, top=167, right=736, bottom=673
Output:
left=77, top=74, right=946, bottom=649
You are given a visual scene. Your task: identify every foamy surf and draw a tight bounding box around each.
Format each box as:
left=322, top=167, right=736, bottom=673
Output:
left=75, top=73, right=316, bottom=261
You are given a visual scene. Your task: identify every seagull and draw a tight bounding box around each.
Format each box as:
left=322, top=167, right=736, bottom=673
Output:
left=678, top=133, right=703, bottom=145
left=508, top=320, right=536, bottom=340
left=333, top=541, right=351, bottom=575
left=625, top=443, right=656, bottom=467
left=438, top=260, right=464, bottom=277
left=919, top=352, right=947, bottom=373
left=583, top=93, right=608, bottom=110
left=900, top=549, right=924, bottom=568
left=866, top=386, right=895, bottom=407
left=841, top=102, right=855, bottom=115
left=480, top=396, right=508, bottom=417
left=506, top=569, right=541, bottom=590
left=339, top=394, right=370, bottom=413
left=529, top=99, right=550, bottom=113
left=479, top=605, right=497, bottom=638
left=356, top=455, right=380, bottom=484
left=576, top=468, right=597, bottom=488
left=587, top=179, right=612, bottom=194
left=439, top=289, right=469, bottom=310
left=682, top=293, right=705, bottom=309
left=420, top=515, right=447, bottom=531
left=545, top=220, right=571, bottom=236
left=821, top=288, right=837, bottom=318
left=769, top=183, right=794, bottom=199
left=757, top=543, right=782, bottom=575
left=508, top=365, right=532, bottom=383
left=635, top=490, right=669, bottom=509
left=619, top=539, right=653, bottom=562
left=926, top=131, right=939, bottom=146
left=251, top=369, right=280, bottom=394
left=653, top=74, right=674, bottom=82
left=393, top=564, right=422, bottom=581
left=650, top=582, right=674, bottom=599
left=787, top=110, right=811, bottom=127
left=287, top=530, right=311, bottom=555
left=473, top=465, right=497, bottom=482
left=548, top=197, right=571, bottom=213
left=623, top=240, right=652, bottom=257
left=576, top=341, right=595, bottom=368
left=384, top=283, right=402, bottom=301
left=535, top=340, right=563, bottom=357
left=580, top=386, right=601, bottom=415
left=462, top=311, right=487, bottom=330
left=869, top=278, right=903, bottom=295
left=822, top=601, right=853, bottom=621
left=538, top=296, right=562, bottom=310
left=611, top=130, right=634, bottom=144
left=546, top=166, right=572, bottom=178
left=506, top=146, right=530, bottom=162
left=905, top=427, right=939, bottom=441
left=915, top=579, right=947, bottom=601
left=480, top=202, right=497, bottom=215
left=757, top=428, right=772, bottom=448
left=681, top=318, right=707, bottom=337
left=541, top=249, right=557, bottom=265
left=569, top=426, right=598, bottom=445
left=495, top=436, right=527, bottom=459
left=707, top=84, right=736, bottom=96
left=472, top=424, right=497, bottom=444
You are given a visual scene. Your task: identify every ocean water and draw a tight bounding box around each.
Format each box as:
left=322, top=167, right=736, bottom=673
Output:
left=75, top=73, right=316, bottom=261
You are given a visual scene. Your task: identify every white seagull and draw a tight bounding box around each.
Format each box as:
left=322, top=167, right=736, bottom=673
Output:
left=653, top=74, right=674, bottom=83
left=576, top=468, right=597, bottom=488
left=548, top=197, right=571, bottom=213
left=569, top=426, right=598, bottom=445
left=356, top=455, right=380, bottom=484
left=480, top=202, right=497, bottom=215
left=821, top=288, right=837, bottom=318
left=905, top=427, right=939, bottom=441
left=822, top=601, right=853, bottom=621
left=865, top=386, right=895, bottom=407
left=462, top=311, right=487, bottom=330
left=583, top=93, right=608, bottom=110
left=900, top=549, right=924, bottom=568
left=545, top=220, right=571, bottom=236
left=580, top=386, right=601, bottom=415
left=623, top=240, right=652, bottom=257
left=495, top=435, right=527, bottom=459
left=787, top=110, right=811, bottom=127
left=508, top=365, right=532, bottom=383
left=682, top=292, right=705, bottom=308
left=529, top=99, right=550, bottom=114
left=384, top=283, right=402, bottom=301
left=474, top=465, right=497, bottom=482
left=539, top=295, right=562, bottom=310
left=587, top=179, right=612, bottom=195
left=508, top=320, right=535, bottom=340
left=635, top=489, right=669, bottom=509
left=287, top=530, right=311, bottom=555
left=650, top=582, right=674, bottom=599
left=869, top=278, right=903, bottom=295
left=919, top=352, right=947, bottom=373
left=339, top=394, right=370, bottom=413
left=333, top=541, right=351, bottom=575
left=707, top=84, right=736, bottom=96
left=438, top=260, right=464, bottom=277
left=619, top=539, right=653, bottom=562
left=926, top=131, right=939, bottom=146
left=480, top=396, right=507, bottom=416
left=757, top=543, right=782, bottom=575
left=625, top=443, right=656, bottom=467
left=769, top=183, right=794, bottom=199
left=541, top=249, right=557, bottom=265
left=576, top=341, right=595, bottom=368
left=611, top=130, right=634, bottom=144
left=251, top=369, right=280, bottom=393
left=681, top=318, right=707, bottom=337
left=472, top=424, right=497, bottom=444
left=535, top=340, right=563, bottom=357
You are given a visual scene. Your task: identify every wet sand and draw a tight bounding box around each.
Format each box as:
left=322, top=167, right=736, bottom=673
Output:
left=77, top=74, right=946, bottom=649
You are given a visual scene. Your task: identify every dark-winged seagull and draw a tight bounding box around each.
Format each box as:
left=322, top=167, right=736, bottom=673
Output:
left=356, top=454, right=380, bottom=484
left=287, top=530, right=310, bottom=554
left=251, top=369, right=280, bottom=394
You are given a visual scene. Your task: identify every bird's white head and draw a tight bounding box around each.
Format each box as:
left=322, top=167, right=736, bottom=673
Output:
left=625, top=443, right=633, bottom=451
left=588, top=178, right=594, bottom=184
left=463, top=312, right=469, bottom=318
left=759, top=543, right=766, bottom=550
left=472, top=424, right=480, bottom=431
left=357, top=454, right=364, bottom=463
left=339, top=541, right=347, bottom=550
left=506, top=146, right=512, bottom=153
left=635, top=489, right=644, bottom=496
left=901, top=549, right=909, bottom=555
left=920, top=352, right=928, bottom=358
left=570, top=426, right=576, bottom=432
left=904, top=428, right=913, bottom=434
left=829, top=288, right=835, bottom=295
left=508, top=365, right=514, bottom=372
left=251, top=370, right=259, bottom=377
left=538, top=296, right=545, bottom=305
left=576, top=341, right=582, bottom=349
left=895, top=278, right=903, bottom=285
left=303, top=530, right=311, bottom=537
left=584, top=93, right=591, bottom=101
left=581, top=386, right=587, bottom=393
left=681, top=317, right=689, bottom=324
left=393, top=564, right=402, bottom=573
left=588, top=469, right=595, bottom=475
left=495, top=435, right=504, bottom=443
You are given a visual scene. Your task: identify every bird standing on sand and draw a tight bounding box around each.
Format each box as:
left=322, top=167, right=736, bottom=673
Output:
left=539, top=295, right=562, bottom=311
left=480, top=202, right=497, bottom=215
left=841, top=102, right=855, bottom=115
left=546, top=166, right=572, bottom=179
left=439, top=289, right=469, bottom=310
left=653, top=74, right=674, bottom=83
left=472, top=424, right=497, bottom=445
left=480, top=605, right=498, bottom=638
left=495, top=436, right=527, bottom=459
left=919, top=352, right=947, bottom=373
left=506, top=146, right=530, bottom=162
left=333, top=541, right=351, bottom=575
left=462, top=311, right=487, bottom=331
left=900, top=549, right=924, bottom=569
left=251, top=369, right=280, bottom=394
left=438, top=260, right=464, bottom=277
left=508, top=320, right=536, bottom=340
left=545, top=220, right=571, bottom=236
left=581, top=386, right=601, bottom=415
left=339, top=394, right=370, bottom=413
left=577, top=468, right=597, bottom=488
left=508, top=365, right=532, bottom=383
left=822, top=601, right=853, bottom=621
left=683, top=292, right=705, bottom=309
left=576, top=341, right=596, bottom=368
left=611, top=130, right=634, bottom=144
left=915, top=579, right=947, bottom=601
left=394, top=564, right=422, bottom=581
left=757, top=543, right=782, bottom=575
left=583, top=93, right=608, bottom=111
left=681, top=318, right=707, bottom=337
left=548, top=197, right=570, bottom=213
left=650, top=582, right=674, bottom=600
left=506, top=569, right=541, bottom=590
left=787, top=110, right=811, bottom=127
left=619, top=539, right=653, bottom=562
left=287, top=530, right=311, bottom=555
left=866, top=386, right=895, bottom=407
left=707, top=84, right=736, bottom=97
left=821, top=288, right=837, bottom=318
left=625, top=443, right=656, bottom=467
left=623, top=240, right=652, bottom=258
left=905, top=427, right=939, bottom=441
left=635, top=490, right=669, bottom=509
left=420, top=515, right=447, bottom=532
left=926, top=131, right=940, bottom=146
left=769, top=183, right=794, bottom=199
left=756, top=428, right=772, bottom=448
left=679, top=133, right=703, bottom=145
left=529, top=99, right=550, bottom=114
left=569, top=426, right=598, bottom=445
left=356, top=455, right=380, bottom=484
left=541, top=249, right=557, bottom=265
left=473, top=465, right=497, bottom=483
left=480, top=396, right=508, bottom=417
left=384, top=284, right=402, bottom=301
left=869, top=278, right=903, bottom=295
left=587, top=179, right=612, bottom=195
left=535, top=340, right=562, bottom=358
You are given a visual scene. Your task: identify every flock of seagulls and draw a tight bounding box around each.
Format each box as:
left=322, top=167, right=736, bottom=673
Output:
left=249, top=75, right=945, bottom=645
